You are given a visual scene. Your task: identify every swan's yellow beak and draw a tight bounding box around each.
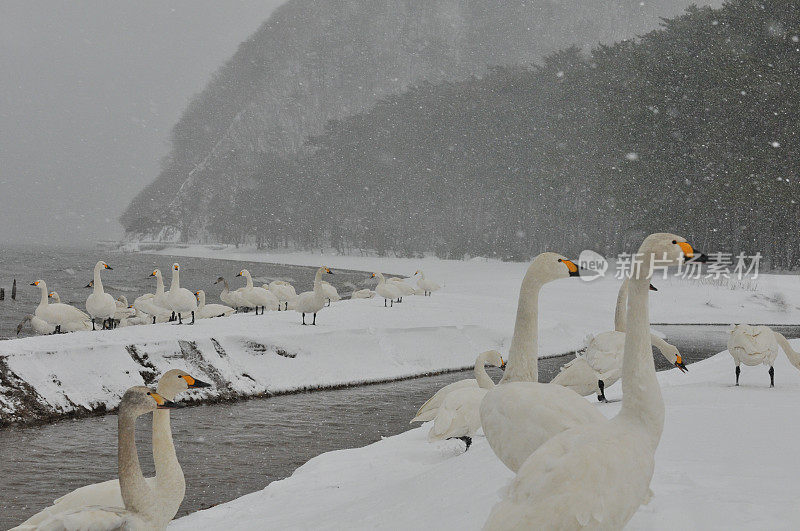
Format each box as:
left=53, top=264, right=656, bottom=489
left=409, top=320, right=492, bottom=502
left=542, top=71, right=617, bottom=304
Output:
left=150, top=270, right=157, bottom=277
left=30, top=281, right=40, bottom=286
left=181, top=374, right=212, bottom=389
left=326, top=267, right=333, bottom=275
left=499, top=357, right=506, bottom=370
left=104, top=263, right=113, bottom=270
left=370, top=273, right=376, bottom=278
left=148, top=392, right=180, bottom=409
left=236, top=271, right=243, bottom=277
left=675, top=354, right=688, bottom=373
left=561, top=259, right=580, bottom=277
left=173, top=265, right=179, bottom=271
left=677, top=242, right=694, bottom=259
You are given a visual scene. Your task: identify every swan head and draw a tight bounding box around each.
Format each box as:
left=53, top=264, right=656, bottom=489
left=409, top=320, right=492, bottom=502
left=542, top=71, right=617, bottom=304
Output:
left=48, top=291, right=60, bottom=303
left=662, top=343, right=688, bottom=373
left=16, top=314, right=33, bottom=335
left=528, top=252, right=580, bottom=282
left=172, top=263, right=180, bottom=272
left=30, top=280, right=46, bottom=290
left=236, top=269, right=249, bottom=278
left=149, top=269, right=162, bottom=278
left=483, top=350, right=506, bottom=369
left=323, top=266, right=333, bottom=275
left=95, top=260, right=112, bottom=271
left=116, top=295, right=128, bottom=306
left=214, top=276, right=225, bottom=284
left=636, top=233, right=707, bottom=270
left=157, top=369, right=212, bottom=400
left=84, top=280, right=94, bottom=288
left=120, top=386, right=180, bottom=417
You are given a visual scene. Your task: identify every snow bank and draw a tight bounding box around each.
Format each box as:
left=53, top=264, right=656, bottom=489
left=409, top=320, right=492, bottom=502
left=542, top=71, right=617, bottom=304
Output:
left=2, top=245, right=797, bottom=425
left=170, top=345, right=800, bottom=530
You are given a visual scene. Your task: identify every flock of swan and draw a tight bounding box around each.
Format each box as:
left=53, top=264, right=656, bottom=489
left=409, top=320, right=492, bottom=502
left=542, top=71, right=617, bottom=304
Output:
left=12, top=233, right=800, bottom=530
left=20, top=262, right=441, bottom=335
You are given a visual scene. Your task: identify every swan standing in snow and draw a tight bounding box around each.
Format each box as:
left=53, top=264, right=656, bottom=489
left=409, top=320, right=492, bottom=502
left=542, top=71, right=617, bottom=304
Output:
left=319, top=280, right=341, bottom=306
left=484, top=233, right=702, bottom=530
left=728, top=324, right=800, bottom=386
left=351, top=288, right=375, bottom=299
left=295, top=266, right=334, bottom=325
left=372, top=272, right=401, bottom=307
left=195, top=290, right=235, bottom=318
left=236, top=269, right=279, bottom=314
left=166, top=263, right=197, bottom=324
left=31, top=280, right=90, bottom=333
left=267, top=280, right=298, bottom=310
left=86, top=261, right=117, bottom=330
left=388, top=277, right=415, bottom=302
left=17, top=371, right=210, bottom=528
left=427, top=350, right=505, bottom=450
left=551, top=278, right=687, bottom=401
left=215, top=276, right=248, bottom=311
left=478, top=253, right=606, bottom=473
left=28, top=386, right=180, bottom=530
left=414, top=270, right=440, bottom=296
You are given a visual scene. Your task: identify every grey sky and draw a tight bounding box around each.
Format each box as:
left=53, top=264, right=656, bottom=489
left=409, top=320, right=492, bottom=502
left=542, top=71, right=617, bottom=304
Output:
left=0, top=0, right=286, bottom=245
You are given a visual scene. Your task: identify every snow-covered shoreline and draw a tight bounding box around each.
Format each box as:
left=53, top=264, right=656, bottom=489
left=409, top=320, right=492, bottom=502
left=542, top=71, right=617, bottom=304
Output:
left=2, top=245, right=798, bottom=426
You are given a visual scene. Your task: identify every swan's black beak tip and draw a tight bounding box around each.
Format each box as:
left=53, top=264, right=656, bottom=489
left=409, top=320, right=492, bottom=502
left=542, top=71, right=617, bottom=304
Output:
left=649, top=284, right=658, bottom=291
left=675, top=360, right=688, bottom=373
left=189, top=379, right=212, bottom=389
left=157, top=398, right=183, bottom=409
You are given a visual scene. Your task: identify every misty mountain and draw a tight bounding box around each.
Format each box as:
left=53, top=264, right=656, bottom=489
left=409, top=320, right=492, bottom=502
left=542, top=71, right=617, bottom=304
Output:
left=121, top=0, right=715, bottom=240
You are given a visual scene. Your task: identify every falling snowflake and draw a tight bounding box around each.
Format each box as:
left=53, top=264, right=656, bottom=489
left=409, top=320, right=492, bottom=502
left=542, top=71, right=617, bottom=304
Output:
left=771, top=141, right=781, bottom=148
left=625, top=152, right=639, bottom=161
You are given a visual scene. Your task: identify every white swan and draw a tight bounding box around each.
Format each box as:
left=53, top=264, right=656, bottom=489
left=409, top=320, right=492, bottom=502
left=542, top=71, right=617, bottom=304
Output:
left=551, top=278, right=687, bottom=401
left=414, top=269, right=440, bottom=296
left=165, top=263, right=197, bottom=324
left=16, top=371, right=210, bottom=528
left=236, top=269, right=279, bottom=314
left=16, top=314, right=91, bottom=335
left=295, top=266, right=333, bottom=325
left=31, top=280, right=90, bottom=333
left=215, top=276, right=248, bottom=310
left=319, top=280, right=341, bottom=306
left=728, top=324, right=800, bottom=386
left=267, top=280, right=298, bottom=310
left=388, top=277, right=415, bottom=302
left=113, top=296, right=137, bottom=322
left=372, top=272, right=401, bottom=307
left=28, top=386, right=180, bottom=530
left=478, top=253, right=606, bottom=473
left=134, top=270, right=171, bottom=323
left=427, top=350, right=505, bottom=449
left=195, top=290, right=235, bottom=318
left=48, top=291, right=61, bottom=303
left=86, top=260, right=117, bottom=330
left=484, top=233, right=700, bottom=530
left=351, top=288, right=375, bottom=299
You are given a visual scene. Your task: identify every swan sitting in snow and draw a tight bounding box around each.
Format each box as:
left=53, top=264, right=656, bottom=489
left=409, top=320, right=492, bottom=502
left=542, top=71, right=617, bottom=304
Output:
left=27, top=386, right=181, bottom=530
left=134, top=270, right=172, bottom=323
left=414, top=270, right=440, bottom=296
left=295, top=266, right=334, bottom=325
left=728, top=324, right=800, bottom=387
left=484, top=233, right=701, bottom=530
left=372, top=272, right=401, bottom=307
left=16, top=371, right=211, bottom=528
left=215, top=276, right=249, bottom=311
left=267, top=280, right=298, bottom=310
left=351, top=288, right=375, bottom=299
left=195, top=290, right=235, bottom=318
left=388, top=277, right=415, bottom=302
left=319, top=280, right=341, bottom=306
left=17, top=313, right=91, bottom=335
left=31, top=280, right=90, bottom=333
left=236, top=269, right=279, bottom=314
left=85, top=261, right=117, bottom=330
left=550, top=278, right=687, bottom=401
left=426, top=350, right=505, bottom=450
left=166, top=263, right=197, bottom=324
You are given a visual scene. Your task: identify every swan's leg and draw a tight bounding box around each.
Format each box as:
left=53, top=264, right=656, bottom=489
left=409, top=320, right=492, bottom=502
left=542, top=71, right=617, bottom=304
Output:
left=91, top=318, right=96, bottom=331
left=769, top=366, right=775, bottom=387
left=55, top=324, right=62, bottom=334
left=302, top=313, right=306, bottom=325
left=384, top=299, right=387, bottom=307
left=735, top=365, right=740, bottom=386
left=190, top=311, right=195, bottom=325
left=152, top=315, right=156, bottom=324
left=312, top=313, right=317, bottom=325
left=178, top=313, right=183, bottom=325
left=447, top=436, right=472, bottom=451
left=597, top=379, right=607, bottom=402
left=285, top=302, right=288, bottom=311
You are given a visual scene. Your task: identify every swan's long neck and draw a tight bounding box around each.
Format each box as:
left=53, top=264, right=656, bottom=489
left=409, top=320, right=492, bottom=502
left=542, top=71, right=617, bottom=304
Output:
left=613, top=278, right=629, bottom=332
left=244, top=272, right=254, bottom=289
left=118, top=410, right=156, bottom=515
left=155, top=273, right=165, bottom=297
left=500, top=269, right=542, bottom=383
left=170, top=269, right=180, bottom=292
left=618, top=258, right=664, bottom=447
left=152, top=407, right=185, bottom=503
left=474, top=352, right=496, bottom=389
left=93, top=264, right=105, bottom=294
left=313, top=268, right=325, bottom=294
left=197, top=292, right=205, bottom=308
left=774, top=332, right=800, bottom=370
left=38, top=282, right=49, bottom=307
left=220, top=279, right=229, bottom=295
left=376, top=273, right=386, bottom=287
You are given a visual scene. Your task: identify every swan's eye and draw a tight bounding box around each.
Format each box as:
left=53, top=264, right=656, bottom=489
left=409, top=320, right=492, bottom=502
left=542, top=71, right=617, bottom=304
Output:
left=672, top=240, right=677, bottom=244
left=147, top=392, right=152, bottom=395
left=557, top=259, right=563, bottom=262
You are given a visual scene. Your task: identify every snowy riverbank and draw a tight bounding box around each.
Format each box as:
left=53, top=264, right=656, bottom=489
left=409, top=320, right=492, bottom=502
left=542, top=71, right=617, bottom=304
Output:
left=169, top=347, right=800, bottom=530
left=1, top=244, right=798, bottom=425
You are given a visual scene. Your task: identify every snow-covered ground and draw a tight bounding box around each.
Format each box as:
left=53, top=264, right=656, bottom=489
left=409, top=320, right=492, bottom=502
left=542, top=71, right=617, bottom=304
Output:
left=169, top=348, right=800, bottom=530
left=2, top=244, right=798, bottom=425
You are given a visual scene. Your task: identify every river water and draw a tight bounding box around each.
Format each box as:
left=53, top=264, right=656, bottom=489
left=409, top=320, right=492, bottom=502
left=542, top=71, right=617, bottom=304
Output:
left=0, top=244, right=375, bottom=338
left=4, top=324, right=799, bottom=528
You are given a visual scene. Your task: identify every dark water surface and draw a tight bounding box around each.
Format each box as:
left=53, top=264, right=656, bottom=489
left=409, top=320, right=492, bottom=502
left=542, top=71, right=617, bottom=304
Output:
left=0, top=244, right=375, bottom=338
left=5, top=324, right=800, bottom=527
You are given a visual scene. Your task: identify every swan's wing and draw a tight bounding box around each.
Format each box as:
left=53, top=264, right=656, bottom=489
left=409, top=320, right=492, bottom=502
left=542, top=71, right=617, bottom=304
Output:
left=34, top=505, right=148, bottom=531
left=410, top=379, right=477, bottom=423
left=550, top=358, right=601, bottom=397
left=583, top=331, right=626, bottom=372
left=428, top=387, right=487, bottom=440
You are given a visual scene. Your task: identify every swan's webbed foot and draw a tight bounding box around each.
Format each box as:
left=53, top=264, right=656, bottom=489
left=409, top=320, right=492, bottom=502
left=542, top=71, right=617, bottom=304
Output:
left=769, top=366, right=775, bottom=387
left=447, top=436, right=472, bottom=451
left=54, top=324, right=62, bottom=334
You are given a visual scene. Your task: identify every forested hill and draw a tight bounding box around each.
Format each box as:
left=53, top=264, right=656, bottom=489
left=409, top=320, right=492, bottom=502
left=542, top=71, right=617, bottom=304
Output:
left=121, top=0, right=711, bottom=241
